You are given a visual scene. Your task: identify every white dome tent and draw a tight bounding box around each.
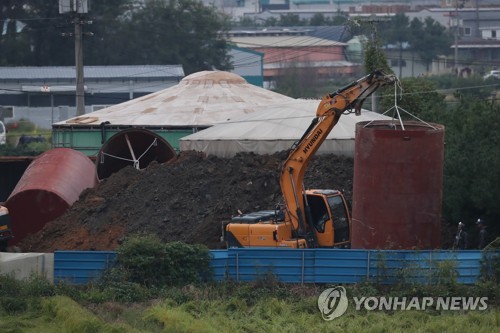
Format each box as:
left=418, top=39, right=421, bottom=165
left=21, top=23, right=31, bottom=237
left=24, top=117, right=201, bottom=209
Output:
left=180, top=99, right=393, bottom=158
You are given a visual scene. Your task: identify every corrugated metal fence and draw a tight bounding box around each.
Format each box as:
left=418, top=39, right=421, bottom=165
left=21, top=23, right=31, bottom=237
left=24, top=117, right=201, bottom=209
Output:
left=54, top=251, right=116, bottom=285
left=54, top=249, right=494, bottom=285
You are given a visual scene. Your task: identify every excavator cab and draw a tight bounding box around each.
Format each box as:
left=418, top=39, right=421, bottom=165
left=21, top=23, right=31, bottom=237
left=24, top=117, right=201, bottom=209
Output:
left=305, top=190, right=351, bottom=247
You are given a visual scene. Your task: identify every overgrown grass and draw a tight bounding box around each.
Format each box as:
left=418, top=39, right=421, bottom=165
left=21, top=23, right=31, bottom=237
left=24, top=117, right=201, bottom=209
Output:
left=1, top=240, right=498, bottom=332
left=1, top=273, right=498, bottom=333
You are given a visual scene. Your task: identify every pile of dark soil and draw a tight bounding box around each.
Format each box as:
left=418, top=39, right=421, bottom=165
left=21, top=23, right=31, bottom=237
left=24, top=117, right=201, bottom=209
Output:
left=19, top=151, right=355, bottom=252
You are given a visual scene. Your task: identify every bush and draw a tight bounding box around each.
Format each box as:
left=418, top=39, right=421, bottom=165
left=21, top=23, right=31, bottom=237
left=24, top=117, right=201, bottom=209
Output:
left=0, top=297, right=28, bottom=314
left=115, top=236, right=212, bottom=287
left=0, top=274, right=23, bottom=297
left=480, top=250, right=500, bottom=283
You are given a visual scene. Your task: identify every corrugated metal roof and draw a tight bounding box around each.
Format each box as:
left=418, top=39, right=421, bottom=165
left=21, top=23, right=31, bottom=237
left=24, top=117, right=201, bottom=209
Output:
left=230, top=36, right=346, bottom=48
left=54, top=71, right=294, bottom=127
left=0, top=65, right=184, bottom=80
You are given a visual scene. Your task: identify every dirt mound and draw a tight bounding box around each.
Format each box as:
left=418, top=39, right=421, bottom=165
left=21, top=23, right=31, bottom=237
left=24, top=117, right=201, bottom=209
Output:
left=19, top=151, right=354, bottom=252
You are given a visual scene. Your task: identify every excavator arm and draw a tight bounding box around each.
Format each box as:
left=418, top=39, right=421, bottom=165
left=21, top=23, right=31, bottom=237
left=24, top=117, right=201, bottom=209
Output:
left=280, top=70, right=395, bottom=247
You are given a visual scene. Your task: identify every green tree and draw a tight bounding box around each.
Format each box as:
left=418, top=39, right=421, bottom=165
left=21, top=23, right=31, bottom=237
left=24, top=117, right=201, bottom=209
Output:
left=272, top=65, right=316, bottom=98
left=440, top=100, right=500, bottom=234
left=110, top=0, right=232, bottom=74
left=363, top=38, right=392, bottom=75
left=238, top=16, right=259, bottom=28
left=380, top=13, right=410, bottom=78
left=279, top=14, right=305, bottom=26
left=309, top=13, right=326, bottom=26
left=409, top=17, right=452, bottom=72
left=379, top=76, right=446, bottom=120
left=264, top=17, right=278, bottom=27
left=0, top=0, right=232, bottom=74
left=0, top=0, right=129, bottom=66
left=0, top=1, right=67, bottom=66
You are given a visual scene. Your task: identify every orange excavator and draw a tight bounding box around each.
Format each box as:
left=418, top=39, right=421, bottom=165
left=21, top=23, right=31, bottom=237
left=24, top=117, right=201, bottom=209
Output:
left=225, top=71, right=395, bottom=248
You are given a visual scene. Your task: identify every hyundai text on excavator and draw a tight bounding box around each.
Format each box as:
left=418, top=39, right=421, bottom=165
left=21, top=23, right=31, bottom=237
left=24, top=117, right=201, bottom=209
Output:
left=225, top=71, right=395, bottom=248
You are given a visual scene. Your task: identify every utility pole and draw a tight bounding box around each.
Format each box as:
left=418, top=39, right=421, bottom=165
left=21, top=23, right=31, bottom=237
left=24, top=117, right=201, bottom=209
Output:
left=59, top=0, right=90, bottom=116
left=453, top=0, right=466, bottom=75
left=74, top=14, right=85, bottom=116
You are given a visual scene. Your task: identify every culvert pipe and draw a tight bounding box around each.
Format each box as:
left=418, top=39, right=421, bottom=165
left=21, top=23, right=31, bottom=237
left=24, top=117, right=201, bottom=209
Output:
left=96, top=128, right=177, bottom=180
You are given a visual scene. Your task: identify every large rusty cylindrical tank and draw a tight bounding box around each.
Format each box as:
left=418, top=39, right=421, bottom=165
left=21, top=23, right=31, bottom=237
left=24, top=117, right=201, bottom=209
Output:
left=6, top=148, right=97, bottom=245
left=351, top=120, right=444, bottom=249
left=96, top=128, right=177, bottom=180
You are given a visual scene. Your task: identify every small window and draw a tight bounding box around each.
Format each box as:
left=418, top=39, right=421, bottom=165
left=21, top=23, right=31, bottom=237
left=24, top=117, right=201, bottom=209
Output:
left=464, top=27, right=471, bottom=36
left=493, top=30, right=497, bottom=38
left=307, top=195, right=329, bottom=233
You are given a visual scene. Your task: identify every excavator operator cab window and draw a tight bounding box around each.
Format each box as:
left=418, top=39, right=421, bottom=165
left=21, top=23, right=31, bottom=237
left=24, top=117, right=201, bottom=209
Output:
left=327, top=195, right=350, bottom=243
left=307, top=195, right=329, bottom=233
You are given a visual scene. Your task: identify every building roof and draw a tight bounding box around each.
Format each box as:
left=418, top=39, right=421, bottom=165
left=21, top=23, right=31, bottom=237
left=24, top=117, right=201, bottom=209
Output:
left=308, top=26, right=352, bottom=43
left=455, top=40, right=500, bottom=48
left=230, top=36, right=346, bottom=48
left=55, top=71, right=294, bottom=127
left=0, top=65, right=184, bottom=81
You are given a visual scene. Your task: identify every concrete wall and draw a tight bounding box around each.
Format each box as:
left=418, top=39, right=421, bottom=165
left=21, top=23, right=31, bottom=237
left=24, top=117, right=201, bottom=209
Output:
left=0, top=252, right=54, bottom=282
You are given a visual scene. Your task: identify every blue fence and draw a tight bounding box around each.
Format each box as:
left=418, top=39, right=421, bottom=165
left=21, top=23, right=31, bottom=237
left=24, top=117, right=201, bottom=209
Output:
left=54, top=251, right=116, bottom=285
left=54, top=248, right=495, bottom=285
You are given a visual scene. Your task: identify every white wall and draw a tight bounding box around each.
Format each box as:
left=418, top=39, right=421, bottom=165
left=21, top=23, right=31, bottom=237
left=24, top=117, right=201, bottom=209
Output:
left=0, top=252, right=54, bottom=283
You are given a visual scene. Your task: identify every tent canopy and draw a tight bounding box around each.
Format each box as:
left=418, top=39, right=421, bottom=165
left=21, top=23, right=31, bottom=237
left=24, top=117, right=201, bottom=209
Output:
left=180, top=99, right=394, bottom=157
left=56, top=71, right=294, bottom=127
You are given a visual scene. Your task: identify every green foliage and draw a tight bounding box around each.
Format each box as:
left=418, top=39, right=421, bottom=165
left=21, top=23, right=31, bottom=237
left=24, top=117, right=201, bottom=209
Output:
left=439, top=101, right=500, bottom=227
left=480, top=251, right=500, bottom=283
left=0, top=118, right=52, bottom=155
left=116, top=236, right=212, bottom=287
left=408, top=17, right=452, bottom=71
left=0, top=272, right=55, bottom=298
left=87, top=268, right=151, bottom=303
left=432, top=260, right=458, bottom=288
left=234, top=11, right=347, bottom=28
left=0, top=297, right=28, bottom=314
left=374, top=14, right=452, bottom=73
left=101, top=0, right=232, bottom=74
left=23, top=272, right=56, bottom=297
left=427, top=74, right=496, bottom=101
left=364, top=39, right=392, bottom=75
left=272, top=65, right=324, bottom=98
left=379, top=76, right=446, bottom=120
left=0, top=1, right=232, bottom=74
left=0, top=273, right=24, bottom=297
left=278, top=13, right=306, bottom=26
left=0, top=273, right=55, bottom=316
left=8, top=118, right=36, bottom=132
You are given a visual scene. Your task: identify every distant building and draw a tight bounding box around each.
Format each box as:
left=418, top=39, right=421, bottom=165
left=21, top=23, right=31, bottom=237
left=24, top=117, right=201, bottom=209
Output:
left=228, top=28, right=358, bottom=87
left=0, top=65, right=184, bottom=129
left=228, top=45, right=265, bottom=86
left=407, top=7, right=500, bottom=74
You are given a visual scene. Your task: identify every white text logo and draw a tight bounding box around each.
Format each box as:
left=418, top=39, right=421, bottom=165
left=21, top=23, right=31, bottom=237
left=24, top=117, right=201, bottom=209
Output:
left=317, top=286, right=349, bottom=321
